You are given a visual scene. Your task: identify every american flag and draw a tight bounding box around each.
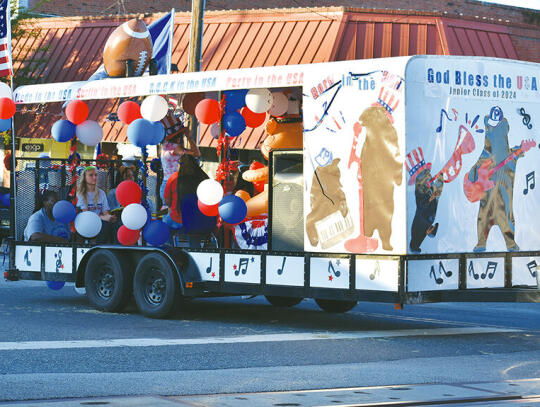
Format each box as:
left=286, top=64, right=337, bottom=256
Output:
left=0, top=0, right=12, bottom=77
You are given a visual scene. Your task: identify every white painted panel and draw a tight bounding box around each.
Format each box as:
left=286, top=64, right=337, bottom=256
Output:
left=15, top=245, right=41, bottom=272
left=76, top=247, right=90, bottom=270
left=309, top=257, right=349, bottom=289
left=266, top=256, right=304, bottom=287
left=356, top=258, right=399, bottom=292
left=407, top=259, right=459, bottom=291
left=224, top=254, right=261, bottom=284
left=188, top=252, right=220, bottom=282
left=44, top=247, right=72, bottom=274
left=466, top=257, right=505, bottom=288
left=511, top=256, right=539, bottom=287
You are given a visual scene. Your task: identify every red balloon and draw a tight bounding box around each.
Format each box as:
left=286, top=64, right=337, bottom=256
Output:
left=117, top=225, right=140, bottom=246
left=115, top=180, right=142, bottom=207
left=65, top=100, right=89, bottom=125
left=0, top=98, right=15, bottom=120
left=241, top=106, right=266, bottom=128
left=118, top=101, right=142, bottom=125
left=182, top=92, right=205, bottom=116
left=198, top=199, right=219, bottom=217
left=195, top=99, right=221, bottom=124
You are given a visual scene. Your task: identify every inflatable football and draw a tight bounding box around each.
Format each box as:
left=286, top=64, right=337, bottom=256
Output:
left=103, top=18, right=153, bottom=78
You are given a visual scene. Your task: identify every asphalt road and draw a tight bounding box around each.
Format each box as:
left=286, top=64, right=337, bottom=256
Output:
left=0, top=277, right=539, bottom=403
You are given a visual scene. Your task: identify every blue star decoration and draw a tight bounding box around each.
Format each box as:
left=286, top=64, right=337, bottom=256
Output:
left=336, top=259, right=341, bottom=266
left=250, top=257, right=255, bottom=263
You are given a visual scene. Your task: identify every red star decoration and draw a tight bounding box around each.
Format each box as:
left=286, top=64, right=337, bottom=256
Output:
left=60, top=264, right=64, bottom=269
left=211, top=272, right=215, bottom=278
left=233, top=264, right=237, bottom=270
left=329, top=275, right=333, bottom=281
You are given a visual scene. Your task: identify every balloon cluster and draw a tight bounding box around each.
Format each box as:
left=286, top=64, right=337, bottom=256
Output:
left=120, top=96, right=167, bottom=148
left=193, top=88, right=288, bottom=138
left=196, top=179, right=247, bottom=225
left=115, top=180, right=170, bottom=246
left=51, top=100, right=103, bottom=147
left=51, top=199, right=101, bottom=240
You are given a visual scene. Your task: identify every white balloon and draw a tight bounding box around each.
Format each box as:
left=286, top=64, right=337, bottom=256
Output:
left=268, top=92, right=288, bottom=116
left=74, top=211, right=102, bottom=238
left=121, top=203, right=147, bottom=230
left=0, top=82, right=11, bottom=99
left=76, top=120, right=103, bottom=147
left=210, top=123, right=220, bottom=139
left=245, top=88, right=273, bottom=114
left=141, top=95, right=169, bottom=122
left=197, top=179, right=224, bottom=206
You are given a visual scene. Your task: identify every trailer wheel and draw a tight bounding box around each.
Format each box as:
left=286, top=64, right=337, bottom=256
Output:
left=315, top=298, right=357, bottom=313
left=85, top=249, right=132, bottom=312
left=133, top=253, right=179, bottom=319
left=265, top=296, right=303, bottom=307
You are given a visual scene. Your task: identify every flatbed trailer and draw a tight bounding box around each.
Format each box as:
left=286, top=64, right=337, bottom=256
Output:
left=5, top=55, right=540, bottom=318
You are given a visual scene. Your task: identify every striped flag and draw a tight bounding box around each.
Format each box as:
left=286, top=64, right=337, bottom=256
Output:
left=0, top=0, right=11, bottom=77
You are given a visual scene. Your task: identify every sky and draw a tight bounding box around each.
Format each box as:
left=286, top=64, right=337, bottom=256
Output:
left=478, top=0, right=540, bottom=10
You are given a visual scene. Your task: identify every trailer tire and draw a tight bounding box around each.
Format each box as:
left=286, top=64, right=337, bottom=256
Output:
left=315, top=298, right=357, bottom=313
left=133, top=253, right=180, bottom=319
left=85, top=249, right=132, bottom=312
left=265, top=296, right=303, bottom=307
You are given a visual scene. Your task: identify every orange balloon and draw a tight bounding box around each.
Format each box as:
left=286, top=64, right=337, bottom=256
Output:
left=235, top=190, right=251, bottom=202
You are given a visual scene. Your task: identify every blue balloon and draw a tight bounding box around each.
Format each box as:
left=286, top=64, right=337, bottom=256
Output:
left=218, top=194, right=247, bottom=225
left=0, top=192, right=9, bottom=208
left=143, top=220, right=170, bottom=246
left=52, top=200, right=76, bottom=224
left=127, top=118, right=154, bottom=148
left=224, top=89, right=248, bottom=112
left=51, top=120, right=76, bottom=143
left=180, top=193, right=217, bottom=234
left=149, top=121, right=165, bottom=145
left=222, top=112, right=246, bottom=138
left=46, top=280, right=65, bottom=290
left=0, top=118, right=11, bottom=132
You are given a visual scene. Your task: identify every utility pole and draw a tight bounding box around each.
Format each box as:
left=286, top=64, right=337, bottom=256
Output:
left=187, top=0, right=205, bottom=143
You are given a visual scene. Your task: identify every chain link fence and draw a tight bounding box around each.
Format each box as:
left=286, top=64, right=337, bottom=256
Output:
left=14, top=158, right=161, bottom=241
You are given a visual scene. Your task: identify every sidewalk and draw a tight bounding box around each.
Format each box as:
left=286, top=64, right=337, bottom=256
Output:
left=1, top=379, right=539, bottom=406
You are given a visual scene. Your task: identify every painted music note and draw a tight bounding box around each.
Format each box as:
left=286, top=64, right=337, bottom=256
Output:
left=369, top=261, right=381, bottom=280
left=481, top=261, right=498, bottom=279
left=527, top=260, right=537, bottom=278
left=519, top=107, right=532, bottom=129
left=55, top=250, right=63, bottom=272
left=277, top=257, right=287, bottom=275
left=328, top=261, right=341, bottom=277
left=234, top=257, right=249, bottom=276
left=468, top=261, right=480, bottom=280
left=436, top=109, right=453, bottom=132
left=523, top=171, right=535, bottom=195
left=429, top=265, right=443, bottom=284
left=206, top=257, right=212, bottom=274
left=24, top=248, right=32, bottom=266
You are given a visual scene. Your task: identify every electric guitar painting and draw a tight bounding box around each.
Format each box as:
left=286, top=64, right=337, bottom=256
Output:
left=463, top=139, right=536, bottom=203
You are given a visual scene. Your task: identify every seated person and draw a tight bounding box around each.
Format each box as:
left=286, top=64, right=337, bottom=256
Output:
left=76, top=166, right=116, bottom=243
left=163, top=154, right=216, bottom=247
left=24, top=190, right=71, bottom=243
